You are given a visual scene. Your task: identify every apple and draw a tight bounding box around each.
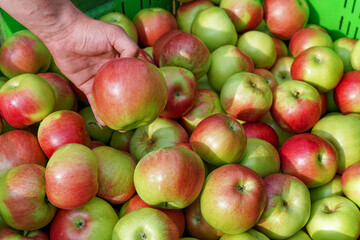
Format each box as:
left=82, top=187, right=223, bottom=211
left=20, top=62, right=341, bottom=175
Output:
left=138, top=48, right=156, bottom=65
left=253, top=68, right=277, bottom=92
left=290, top=46, right=344, bottom=93
left=273, top=230, right=311, bottom=240
left=242, top=122, right=279, bottom=149
left=306, top=196, right=360, bottom=240
left=142, top=47, right=153, bottom=59
left=0, top=130, right=46, bottom=177
left=129, top=117, right=189, bottom=161
left=190, top=113, right=247, bottom=166
left=37, top=110, right=91, bottom=158
left=196, top=75, right=216, bottom=91
left=306, top=23, right=328, bottom=33
left=310, top=174, right=343, bottom=202
left=79, top=106, right=113, bottom=144
left=237, top=30, right=277, bottom=69
left=320, top=92, right=327, bottom=116
left=220, top=0, right=263, bottom=33
left=333, top=37, right=357, bottom=73
left=0, top=30, right=51, bottom=78
left=90, top=140, right=105, bottom=149
left=262, top=0, right=309, bottom=40
left=99, top=11, right=138, bottom=43
left=37, top=72, right=75, bottom=111
left=45, top=143, right=98, bottom=210
left=50, top=197, right=118, bottom=240
left=0, top=226, right=48, bottom=239
left=134, top=147, right=205, bottom=209
left=255, top=173, right=311, bottom=239
left=191, top=7, right=238, bottom=52
left=325, top=89, right=340, bottom=113
left=334, top=71, right=360, bottom=114
left=0, top=164, right=56, bottom=230
left=240, top=138, right=280, bottom=177
left=154, top=30, right=211, bottom=79
left=220, top=72, right=273, bottom=122
left=0, top=73, right=55, bottom=128
left=92, top=57, right=168, bottom=131
left=311, top=113, right=360, bottom=173
left=350, top=39, right=360, bottom=70
left=109, top=130, right=135, bottom=152
left=200, top=164, right=266, bottom=234
left=159, top=66, right=197, bottom=119
left=176, top=0, right=214, bottom=33
left=112, top=208, right=180, bottom=240
left=132, top=7, right=178, bottom=47
left=270, top=56, right=294, bottom=85
left=208, top=45, right=254, bottom=92
left=272, top=37, right=289, bottom=59
left=0, top=77, right=7, bottom=88
left=280, top=133, right=338, bottom=188
left=270, top=80, right=322, bottom=133
left=92, top=146, right=135, bottom=205
left=119, top=194, right=185, bottom=237
left=341, top=162, right=360, bottom=208
left=220, top=229, right=270, bottom=240
left=289, top=28, right=333, bottom=58
left=254, top=19, right=271, bottom=35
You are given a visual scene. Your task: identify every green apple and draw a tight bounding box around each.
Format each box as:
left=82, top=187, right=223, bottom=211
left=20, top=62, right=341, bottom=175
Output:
left=310, top=174, right=343, bottom=202
left=306, top=195, right=360, bottom=240
left=271, top=56, right=294, bottom=85
left=196, top=74, right=216, bottom=91
left=274, top=230, right=311, bottom=240
left=334, top=37, right=357, bottom=73
left=325, top=89, right=340, bottom=113
left=109, top=130, right=135, bottom=152
left=220, top=229, right=270, bottom=240
left=350, top=39, right=360, bottom=70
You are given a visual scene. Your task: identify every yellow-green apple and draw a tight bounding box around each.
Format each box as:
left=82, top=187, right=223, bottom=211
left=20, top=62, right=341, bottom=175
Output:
left=220, top=229, right=270, bottom=240
left=0, top=30, right=51, bottom=78
left=37, top=110, right=91, bottom=158
left=92, top=146, right=135, bottom=205
left=290, top=46, right=344, bottom=92
left=0, top=164, right=56, bottom=231
left=239, top=138, right=280, bottom=177
left=129, top=117, right=189, bottom=161
left=200, top=164, right=266, bottom=234
left=310, top=174, right=343, bottom=202
left=262, top=0, right=309, bottom=40
left=208, top=45, right=254, bottom=92
left=45, top=143, right=98, bottom=210
left=242, top=122, right=279, bottom=149
left=270, top=56, right=294, bottom=85
left=79, top=106, right=113, bottom=144
left=325, top=89, right=340, bottom=113
left=311, top=113, right=360, bottom=173
left=255, top=173, right=311, bottom=239
left=49, top=197, right=118, bottom=240
left=306, top=23, right=328, bottom=33
left=273, top=230, right=311, bottom=240
left=270, top=80, right=322, bottom=133
left=109, top=130, right=135, bottom=152
left=320, top=92, right=327, bottom=116
left=134, top=147, right=205, bottom=209
left=341, top=162, right=360, bottom=207
left=253, top=68, right=277, bottom=92
left=176, top=0, right=214, bottom=33
left=306, top=196, right=360, bottom=240
left=37, top=72, right=75, bottom=111
left=159, top=66, right=197, bottom=119
left=154, top=30, right=211, bottom=79
left=333, top=37, right=357, bottom=73
left=254, top=19, right=271, bottom=35
left=220, top=72, right=273, bottom=122
left=184, top=197, right=223, bottom=239
left=334, top=71, right=360, bottom=114
left=197, top=74, right=216, bottom=91
left=0, top=130, right=46, bottom=177
left=119, top=194, right=185, bottom=237
left=0, top=226, right=48, bottom=239
left=350, top=39, right=360, bottom=70
left=237, top=30, right=277, bottom=69
left=0, top=73, right=55, bottom=128
left=112, top=208, right=180, bottom=240
left=190, top=113, right=247, bottom=166
left=258, top=111, right=295, bottom=147
left=280, top=133, right=338, bottom=188
left=289, top=28, right=333, bottom=58
left=138, top=48, right=156, bottom=65
left=99, top=11, right=138, bottom=43
left=92, top=57, right=168, bottom=131
left=191, top=7, right=237, bottom=52
left=132, top=8, right=178, bottom=47
left=272, top=37, right=289, bottom=59
left=142, top=47, right=153, bottom=59
left=220, top=0, right=263, bottom=33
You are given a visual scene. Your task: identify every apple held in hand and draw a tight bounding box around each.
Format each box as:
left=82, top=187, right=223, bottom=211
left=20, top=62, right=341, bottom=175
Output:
left=92, top=57, right=168, bottom=131
left=334, top=71, right=360, bottom=114
left=0, top=73, right=55, bottom=128
left=341, top=162, right=360, bottom=208
left=45, top=143, right=98, bottom=210
left=190, top=113, right=247, bottom=166
left=0, top=30, right=51, bottom=78
left=134, top=147, right=205, bottom=209
left=0, top=164, right=56, bottom=231
left=200, top=164, right=266, bottom=234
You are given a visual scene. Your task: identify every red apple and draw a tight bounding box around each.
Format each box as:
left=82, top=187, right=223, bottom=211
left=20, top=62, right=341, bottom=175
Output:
left=341, top=162, right=360, bottom=208
left=90, top=140, right=105, bottom=149
left=242, top=122, right=279, bottom=149
left=0, top=226, right=48, bottom=239
left=272, top=36, right=289, bottom=58
left=253, top=68, right=277, bottom=92
left=334, top=71, right=360, bottom=114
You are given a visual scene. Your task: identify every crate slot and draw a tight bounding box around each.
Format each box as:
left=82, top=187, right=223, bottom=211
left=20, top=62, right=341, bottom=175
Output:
left=339, top=16, right=344, bottom=30
left=354, top=27, right=359, bottom=39
left=352, top=0, right=357, bottom=13
left=347, top=21, right=352, bottom=35
left=344, top=0, right=348, bottom=8
left=122, top=1, right=125, bottom=14
left=149, top=0, right=152, bottom=5
left=140, top=0, right=143, bottom=9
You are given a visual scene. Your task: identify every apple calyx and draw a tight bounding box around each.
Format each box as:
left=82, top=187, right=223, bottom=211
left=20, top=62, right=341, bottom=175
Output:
left=140, top=233, right=147, bottom=240
left=317, top=154, right=323, bottom=163
left=292, top=90, right=301, bottom=99
left=74, top=218, right=85, bottom=229
left=323, top=204, right=340, bottom=214
left=236, top=184, right=246, bottom=193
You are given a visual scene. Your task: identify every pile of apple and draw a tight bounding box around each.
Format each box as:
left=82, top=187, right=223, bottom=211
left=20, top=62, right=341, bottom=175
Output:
left=0, top=0, right=360, bottom=239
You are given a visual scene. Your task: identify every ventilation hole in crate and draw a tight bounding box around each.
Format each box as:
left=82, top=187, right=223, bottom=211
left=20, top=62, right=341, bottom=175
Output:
left=121, top=1, right=125, bottom=14
left=354, top=27, right=359, bottom=39
left=352, top=0, right=357, bottom=13
left=347, top=21, right=352, bottom=35
left=339, top=16, right=344, bottom=30
left=140, top=0, right=143, bottom=9
left=344, top=0, right=348, bottom=8
left=149, top=0, right=152, bottom=6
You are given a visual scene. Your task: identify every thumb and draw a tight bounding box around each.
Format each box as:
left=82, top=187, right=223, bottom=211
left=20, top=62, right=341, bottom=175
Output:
left=111, top=26, right=140, bottom=58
